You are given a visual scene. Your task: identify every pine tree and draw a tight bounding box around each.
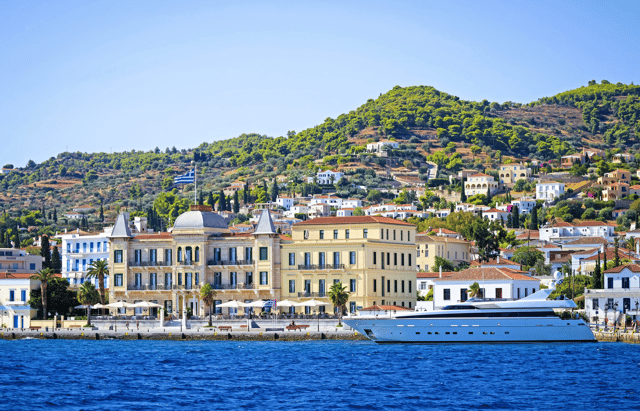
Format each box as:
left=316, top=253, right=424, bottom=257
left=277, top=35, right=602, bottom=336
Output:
left=233, top=190, right=240, bottom=213
left=40, top=235, right=52, bottom=269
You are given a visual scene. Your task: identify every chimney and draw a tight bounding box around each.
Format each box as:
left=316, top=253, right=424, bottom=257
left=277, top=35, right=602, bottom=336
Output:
left=636, top=240, right=639, bottom=256
left=497, top=256, right=500, bottom=264
left=439, top=266, right=442, bottom=279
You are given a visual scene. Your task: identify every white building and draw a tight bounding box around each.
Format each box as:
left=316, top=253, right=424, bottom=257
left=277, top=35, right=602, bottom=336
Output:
left=539, top=221, right=615, bottom=243
left=417, top=272, right=440, bottom=296
left=0, top=248, right=43, bottom=273
left=342, top=198, right=363, bottom=209
left=464, top=173, right=499, bottom=197
left=307, top=170, right=344, bottom=185
left=309, top=195, right=343, bottom=208
left=0, top=272, right=40, bottom=329
left=584, top=264, right=640, bottom=326
left=536, top=182, right=565, bottom=203
left=482, top=208, right=510, bottom=222
left=337, top=208, right=354, bottom=217
left=284, top=205, right=309, bottom=219
left=56, top=228, right=111, bottom=287
left=432, top=267, right=540, bottom=309
left=276, top=196, right=295, bottom=210
left=366, top=140, right=399, bottom=152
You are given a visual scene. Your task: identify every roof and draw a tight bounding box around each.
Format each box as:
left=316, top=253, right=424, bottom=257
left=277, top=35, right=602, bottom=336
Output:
left=582, top=249, right=634, bottom=261
left=293, top=216, right=415, bottom=227
left=253, top=209, right=277, bottom=235
left=432, top=267, right=538, bottom=282
left=109, top=213, right=132, bottom=238
left=604, top=264, right=640, bottom=274
left=573, top=220, right=608, bottom=227
left=470, top=257, right=519, bottom=267
left=173, top=210, right=228, bottom=230
left=564, top=237, right=609, bottom=246
left=483, top=208, right=506, bottom=213
left=469, top=173, right=492, bottom=178
left=542, top=244, right=561, bottom=249
left=416, top=235, right=471, bottom=244
left=417, top=272, right=441, bottom=279
left=360, top=305, right=411, bottom=311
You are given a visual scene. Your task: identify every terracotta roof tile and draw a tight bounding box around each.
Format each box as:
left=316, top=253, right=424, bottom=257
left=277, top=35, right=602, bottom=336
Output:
left=564, top=237, right=609, bottom=245
left=417, top=272, right=441, bottom=278
left=604, top=264, right=640, bottom=273
left=134, top=232, right=172, bottom=240
left=432, top=267, right=537, bottom=282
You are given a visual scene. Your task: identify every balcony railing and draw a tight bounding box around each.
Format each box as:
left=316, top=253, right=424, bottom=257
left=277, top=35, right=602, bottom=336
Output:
left=207, top=259, right=255, bottom=266
left=297, top=292, right=326, bottom=298
left=212, top=283, right=255, bottom=290
left=297, top=264, right=345, bottom=270
left=128, top=261, right=172, bottom=267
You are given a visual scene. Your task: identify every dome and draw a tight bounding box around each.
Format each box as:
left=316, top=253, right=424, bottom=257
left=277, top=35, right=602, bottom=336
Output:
left=173, top=211, right=228, bottom=230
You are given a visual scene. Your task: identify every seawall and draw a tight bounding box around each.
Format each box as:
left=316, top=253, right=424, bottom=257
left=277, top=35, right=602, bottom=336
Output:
left=594, top=331, right=640, bottom=344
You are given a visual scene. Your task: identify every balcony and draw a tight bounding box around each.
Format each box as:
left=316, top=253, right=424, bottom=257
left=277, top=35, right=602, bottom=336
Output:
left=297, top=264, right=345, bottom=270
left=207, top=259, right=255, bottom=266
left=297, top=292, right=326, bottom=298
left=128, top=261, right=171, bottom=267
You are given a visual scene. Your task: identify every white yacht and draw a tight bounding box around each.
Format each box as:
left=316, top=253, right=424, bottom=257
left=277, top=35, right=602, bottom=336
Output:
left=344, top=274, right=596, bottom=344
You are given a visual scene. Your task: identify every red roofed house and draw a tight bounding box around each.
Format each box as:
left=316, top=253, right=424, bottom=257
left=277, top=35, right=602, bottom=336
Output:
left=431, top=267, right=540, bottom=309
left=584, top=264, right=640, bottom=326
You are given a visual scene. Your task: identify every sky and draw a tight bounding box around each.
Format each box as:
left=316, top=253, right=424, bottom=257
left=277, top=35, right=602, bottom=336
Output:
left=1, top=0, right=639, bottom=168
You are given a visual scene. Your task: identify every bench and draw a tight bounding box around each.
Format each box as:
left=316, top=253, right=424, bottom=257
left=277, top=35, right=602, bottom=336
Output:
left=218, top=326, right=232, bottom=331
left=29, top=326, right=41, bottom=331
left=286, top=325, right=310, bottom=331
left=68, top=325, right=82, bottom=329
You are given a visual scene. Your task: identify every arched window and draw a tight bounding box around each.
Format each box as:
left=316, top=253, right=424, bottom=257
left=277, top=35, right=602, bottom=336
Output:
left=177, top=247, right=183, bottom=262
left=185, top=247, right=193, bottom=264
left=195, top=247, right=200, bottom=262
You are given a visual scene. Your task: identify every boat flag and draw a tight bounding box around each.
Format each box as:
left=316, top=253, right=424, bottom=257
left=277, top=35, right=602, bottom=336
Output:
left=174, top=168, right=195, bottom=185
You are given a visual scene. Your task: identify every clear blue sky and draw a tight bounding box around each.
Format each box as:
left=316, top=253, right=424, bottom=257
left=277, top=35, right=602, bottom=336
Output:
left=1, top=0, right=639, bottom=168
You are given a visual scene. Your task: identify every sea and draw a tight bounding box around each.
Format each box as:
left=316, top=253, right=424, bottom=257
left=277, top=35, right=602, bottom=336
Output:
left=1, top=339, right=639, bottom=411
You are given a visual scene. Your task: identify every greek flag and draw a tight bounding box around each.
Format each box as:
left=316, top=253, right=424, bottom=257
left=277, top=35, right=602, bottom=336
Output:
left=174, top=168, right=195, bottom=185
left=264, top=299, right=276, bottom=308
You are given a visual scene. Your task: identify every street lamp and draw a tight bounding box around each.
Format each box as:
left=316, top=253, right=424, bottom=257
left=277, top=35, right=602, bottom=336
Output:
left=604, top=303, right=609, bottom=331
left=613, top=301, right=619, bottom=329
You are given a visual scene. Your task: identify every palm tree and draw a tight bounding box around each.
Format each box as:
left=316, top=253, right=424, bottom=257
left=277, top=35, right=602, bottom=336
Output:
left=626, top=236, right=635, bottom=251
left=468, top=282, right=481, bottom=299
left=77, top=282, right=100, bottom=326
left=328, top=282, right=350, bottom=326
left=200, top=283, right=217, bottom=326
left=30, top=268, right=57, bottom=319
left=86, top=260, right=109, bottom=309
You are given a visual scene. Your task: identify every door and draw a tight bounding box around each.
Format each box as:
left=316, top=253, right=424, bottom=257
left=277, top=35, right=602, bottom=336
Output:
left=624, top=298, right=631, bottom=313
left=14, top=316, right=19, bottom=328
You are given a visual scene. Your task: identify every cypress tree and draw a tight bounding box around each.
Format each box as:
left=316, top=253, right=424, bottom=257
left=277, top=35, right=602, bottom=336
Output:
left=460, top=179, right=467, bottom=202
left=614, top=237, right=620, bottom=267
left=531, top=205, right=538, bottom=230
left=593, top=252, right=602, bottom=289
left=506, top=213, right=513, bottom=228
left=5, top=232, right=10, bottom=248
left=226, top=195, right=232, bottom=211
left=40, top=235, right=52, bottom=269
left=208, top=191, right=215, bottom=208
left=603, top=250, right=608, bottom=272
left=99, top=205, right=104, bottom=222
left=513, top=205, right=520, bottom=229
left=233, top=191, right=240, bottom=213
left=53, top=208, right=57, bottom=222
left=262, top=180, right=268, bottom=196
left=244, top=181, right=249, bottom=204
left=271, top=178, right=279, bottom=202
left=218, top=189, right=226, bottom=211
left=198, top=191, right=204, bottom=205
left=51, top=246, right=62, bottom=273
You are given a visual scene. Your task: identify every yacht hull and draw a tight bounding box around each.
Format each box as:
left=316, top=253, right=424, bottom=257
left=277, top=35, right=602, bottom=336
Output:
left=344, top=317, right=596, bottom=344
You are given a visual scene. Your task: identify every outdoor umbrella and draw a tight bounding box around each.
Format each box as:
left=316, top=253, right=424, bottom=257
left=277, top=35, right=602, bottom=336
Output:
left=106, top=301, right=135, bottom=316
left=246, top=300, right=267, bottom=308
left=275, top=300, right=296, bottom=307
left=216, top=300, right=247, bottom=308
left=294, top=299, right=330, bottom=307
left=74, top=304, right=93, bottom=309
left=132, top=301, right=163, bottom=309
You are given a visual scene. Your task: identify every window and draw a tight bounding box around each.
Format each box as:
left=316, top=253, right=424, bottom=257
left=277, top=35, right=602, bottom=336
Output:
left=114, top=274, right=123, bottom=287
left=363, top=229, right=368, bottom=239
left=496, top=288, right=502, bottom=299
left=387, top=253, right=390, bottom=267
left=380, top=228, right=383, bottom=239
left=195, top=247, right=200, bottom=262
left=30, top=263, right=35, bottom=270
left=289, top=280, right=295, bottom=293
left=401, top=280, right=405, bottom=293
left=289, top=253, right=295, bottom=266
left=9, top=290, right=14, bottom=301
left=260, top=271, right=268, bottom=285
left=165, top=249, right=172, bottom=265
left=178, top=273, right=183, bottom=286
left=304, top=252, right=311, bottom=266
left=401, top=254, right=405, bottom=266
left=177, top=247, right=183, bottom=262
left=373, top=252, right=377, bottom=265
left=333, top=252, right=340, bottom=266
left=460, top=288, right=468, bottom=302
left=245, top=272, right=253, bottom=285
left=304, top=280, right=311, bottom=294
left=622, top=277, right=630, bottom=289
left=350, top=279, right=356, bottom=293
left=67, top=243, right=71, bottom=253
left=97, top=242, right=101, bottom=252
left=607, top=277, right=613, bottom=289
left=334, top=279, right=340, bottom=285
left=83, top=243, right=87, bottom=252
left=407, top=231, right=410, bottom=242
left=349, top=251, right=356, bottom=265
left=319, top=230, right=324, bottom=240
left=408, top=281, right=412, bottom=294
left=150, top=249, right=157, bottom=263
left=394, top=253, right=397, bottom=266
left=135, top=273, right=142, bottom=288
left=259, top=247, right=268, bottom=261
left=21, top=290, right=27, bottom=301
left=443, top=289, right=451, bottom=301
left=319, top=252, right=326, bottom=266
left=345, top=229, right=350, bottom=239
left=114, top=250, right=123, bottom=263
left=393, top=230, right=396, bottom=241
left=90, top=242, right=94, bottom=253
left=386, top=229, right=389, bottom=240
left=150, top=273, right=157, bottom=289
left=387, top=280, right=391, bottom=294
left=229, top=272, right=237, bottom=287
left=245, top=247, right=253, bottom=262
left=350, top=302, right=356, bottom=313
left=165, top=273, right=172, bottom=289
left=213, top=248, right=221, bottom=262
left=373, top=279, right=377, bottom=293
left=408, top=254, right=412, bottom=267
left=319, top=279, right=325, bottom=295
left=333, top=230, right=338, bottom=240
left=185, top=247, right=192, bottom=264
left=394, top=280, right=398, bottom=293
left=400, top=231, right=403, bottom=241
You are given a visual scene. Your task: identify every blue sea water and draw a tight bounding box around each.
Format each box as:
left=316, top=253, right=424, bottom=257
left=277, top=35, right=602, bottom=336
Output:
left=1, top=340, right=639, bottom=411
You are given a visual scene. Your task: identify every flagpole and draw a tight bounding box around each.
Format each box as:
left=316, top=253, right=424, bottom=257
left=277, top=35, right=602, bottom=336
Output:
left=192, top=160, right=196, bottom=205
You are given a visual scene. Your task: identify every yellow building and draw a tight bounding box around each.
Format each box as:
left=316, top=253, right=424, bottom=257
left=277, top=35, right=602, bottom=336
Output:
left=281, top=216, right=418, bottom=311
left=464, top=173, right=499, bottom=197
left=108, top=205, right=281, bottom=318
left=498, top=164, right=531, bottom=185
left=415, top=233, right=472, bottom=272
left=598, top=169, right=631, bottom=186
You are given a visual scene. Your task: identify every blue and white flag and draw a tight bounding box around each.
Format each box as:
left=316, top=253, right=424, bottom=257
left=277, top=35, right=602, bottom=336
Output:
left=264, top=299, right=276, bottom=308
left=174, top=168, right=195, bottom=185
